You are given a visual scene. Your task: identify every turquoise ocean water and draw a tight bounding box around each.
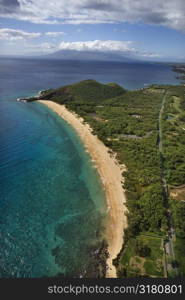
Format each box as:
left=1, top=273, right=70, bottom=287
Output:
left=0, top=57, right=180, bottom=277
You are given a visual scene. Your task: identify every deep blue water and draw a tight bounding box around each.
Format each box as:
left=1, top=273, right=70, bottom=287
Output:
left=0, top=57, right=180, bottom=277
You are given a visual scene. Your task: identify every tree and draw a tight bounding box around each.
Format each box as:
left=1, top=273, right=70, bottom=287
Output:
left=136, top=240, right=151, bottom=257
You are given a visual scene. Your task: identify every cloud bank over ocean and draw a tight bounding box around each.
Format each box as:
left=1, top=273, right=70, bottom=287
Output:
left=0, top=0, right=184, bottom=61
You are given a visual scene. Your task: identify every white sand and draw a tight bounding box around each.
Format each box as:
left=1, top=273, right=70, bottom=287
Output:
left=38, top=100, right=127, bottom=278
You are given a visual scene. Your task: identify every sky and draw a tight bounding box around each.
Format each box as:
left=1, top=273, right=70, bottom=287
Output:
left=0, top=0, right=185, bottom=62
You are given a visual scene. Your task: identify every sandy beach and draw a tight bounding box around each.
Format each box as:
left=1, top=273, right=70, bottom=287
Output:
left=38, top=100, right=127, bottom=278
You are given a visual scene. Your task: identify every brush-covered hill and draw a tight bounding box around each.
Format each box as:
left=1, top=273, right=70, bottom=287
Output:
left=39, top=79, right=126, bottom=104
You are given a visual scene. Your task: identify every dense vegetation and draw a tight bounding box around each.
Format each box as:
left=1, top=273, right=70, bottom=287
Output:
left=38, top=79, right=185, bottom=277
left=162, top=86, right=185, bottom=185
left=161, top=85, right=185, bottom=276
left=40, top=79, right=126, bottom=104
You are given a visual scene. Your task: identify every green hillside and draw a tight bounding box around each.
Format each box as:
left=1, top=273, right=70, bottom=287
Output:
left=40, top=79, right=126, bottom=104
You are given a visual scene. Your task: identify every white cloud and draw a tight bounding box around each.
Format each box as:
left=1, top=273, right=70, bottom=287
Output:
left=0, top=28, right=41, bottom=40
left=58, top=40, right=160, bottom=58
left=10, top=41, right=58, bottom=55
left=45, top=31, right=65, bottom=37
left=139, top=52, right=160, bottom=58
left=113, top=28, right=127, bottom=33
left=29, top=42, right=57, bottom=52
left=39, top=42, right=56, bottom=50
left=59, top=40, right=133, bottom=52
left=0, top=35, right=160, bottom=58
left=0, top=0, right=185, bottom=32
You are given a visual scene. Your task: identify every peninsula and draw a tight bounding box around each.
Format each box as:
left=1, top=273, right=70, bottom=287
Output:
left=28, top=79, right=185, bottom=277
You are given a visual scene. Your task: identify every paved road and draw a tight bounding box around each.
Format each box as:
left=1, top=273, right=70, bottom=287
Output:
left=158, top=92, right=178, bottom=276
left=158, top=93, right=167, bottom=153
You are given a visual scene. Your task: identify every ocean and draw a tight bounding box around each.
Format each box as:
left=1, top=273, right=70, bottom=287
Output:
left=0, top=57, right=179, bottom=277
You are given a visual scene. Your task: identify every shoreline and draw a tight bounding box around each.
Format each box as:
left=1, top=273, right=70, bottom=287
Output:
left=38, top=100, right=127, bottom=278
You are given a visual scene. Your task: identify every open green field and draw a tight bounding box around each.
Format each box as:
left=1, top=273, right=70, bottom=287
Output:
left=119, top=234, right=164, bottom=277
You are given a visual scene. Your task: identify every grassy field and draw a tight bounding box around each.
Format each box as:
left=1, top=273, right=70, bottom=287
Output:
left=119, top=234, right=164, bottom=277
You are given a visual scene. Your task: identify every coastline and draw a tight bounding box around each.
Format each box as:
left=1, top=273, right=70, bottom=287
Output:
left=38, top=100, right=127, bottom=278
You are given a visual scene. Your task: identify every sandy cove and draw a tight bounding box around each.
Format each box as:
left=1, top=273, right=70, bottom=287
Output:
left=38, top=100, right=127, bottom=278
